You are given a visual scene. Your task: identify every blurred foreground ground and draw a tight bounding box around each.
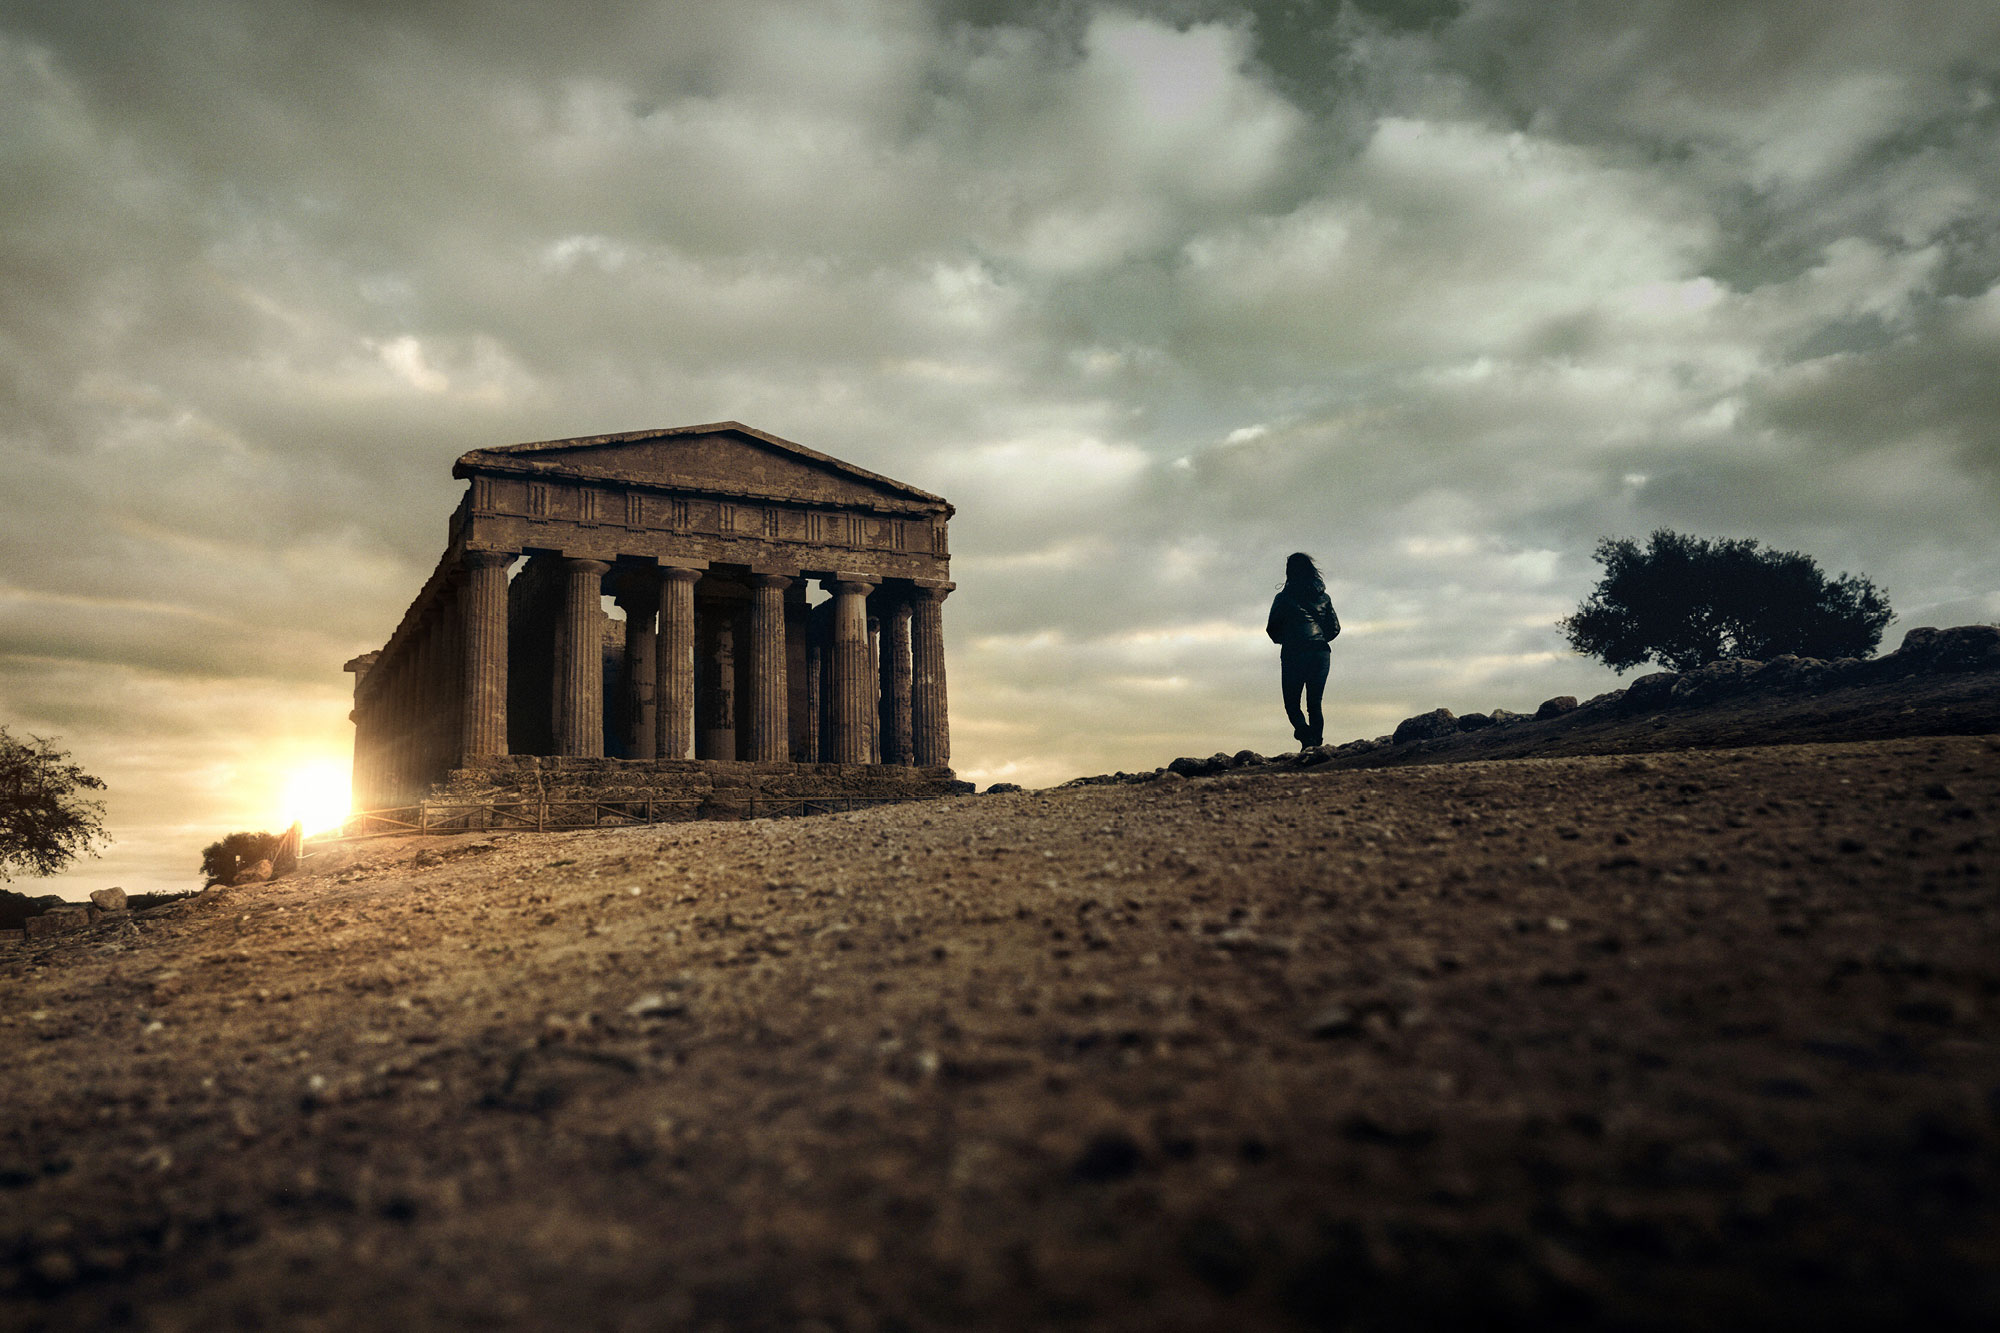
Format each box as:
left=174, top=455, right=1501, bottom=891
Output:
left=3, top=734, right=1997, bottom=1330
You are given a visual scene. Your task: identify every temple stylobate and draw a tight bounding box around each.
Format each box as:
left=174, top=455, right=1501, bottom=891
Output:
left=344, top=422, right=955, bottom=813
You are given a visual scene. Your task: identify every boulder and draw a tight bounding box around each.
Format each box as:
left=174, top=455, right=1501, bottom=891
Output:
left=1455, top=712, right=1495, bottom=732
left=1619, top=672, right=1681, bottom=713
left=983, top=782, right=1025, bottom=795
left=89, top=887, right=126, bottom=912
left=1752, top=655, right=1828, bottom=692
left=1232, top=750, right=1266, bottom=766
left=233, top=859, right=275, bottom=886
left=1534, top=695, right=1579, bottom=720
left=1488, top=708, right=1528, bottom=725
left=24, top=905, right=91, bottom=939
left=1671, top=658, right=1763, bottom=704
left=1392, top=709, right=1457, bottom=744
left=1893, top=624, right=2000, bottom=673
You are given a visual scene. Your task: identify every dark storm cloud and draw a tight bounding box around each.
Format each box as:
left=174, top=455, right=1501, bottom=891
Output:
left=3, top=0, right=1997, bottom=891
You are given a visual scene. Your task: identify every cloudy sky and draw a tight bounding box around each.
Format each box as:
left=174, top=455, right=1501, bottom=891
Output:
left=4, top=0, right=1997, bottom=897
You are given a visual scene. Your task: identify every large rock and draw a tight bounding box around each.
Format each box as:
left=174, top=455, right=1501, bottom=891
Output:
left=1488, top=708, right=1528, bottom=725
left=1752, top=655, right=1828, bottom=692
left=1671, top=658, right=1763, bottom=704
left=1392, top=709, right=1457, bottom=744
left=232, top=859, right=275, bottom=886
left=1455, top=712, right=1495, bottom=732
left=1534, top=696, right=1578, bottom=720
left=1619, top=672, right=1681, bottom=713
left=24, top=905, right=91, bottom=939
left=1891, top=624, right=2000, bottom=674
left=89, top=887, right=126, bottom=912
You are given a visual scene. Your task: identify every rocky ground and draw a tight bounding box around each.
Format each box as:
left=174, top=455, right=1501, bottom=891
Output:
left=3, top=717, right=1997, bottom=1330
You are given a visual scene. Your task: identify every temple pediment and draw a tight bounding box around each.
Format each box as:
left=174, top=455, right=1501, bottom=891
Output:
left=454, top=421, right=948, bottom=513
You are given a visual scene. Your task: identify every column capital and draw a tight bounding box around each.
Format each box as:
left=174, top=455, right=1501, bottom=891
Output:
left=660, top=564, right=704, bottom=586
left=462, top=549, right=515, bottom=572
left=747, top=572, right=793, bottom=591
left=830, top=578, right=878, bottom=598
left=910, top=581, right=954, bottom=602
left=561, top=557, right=612, bottom=576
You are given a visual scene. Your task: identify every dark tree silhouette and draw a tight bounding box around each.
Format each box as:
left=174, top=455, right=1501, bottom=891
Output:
left=199, top=830, right=283, bottom=886
left=0, top=727, right=108, bottom=881
left=1561, top=530, right=1892, bottom=673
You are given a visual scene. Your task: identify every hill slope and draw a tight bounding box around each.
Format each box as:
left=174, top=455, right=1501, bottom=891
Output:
left=3, top=733, right=1998, bottom=1330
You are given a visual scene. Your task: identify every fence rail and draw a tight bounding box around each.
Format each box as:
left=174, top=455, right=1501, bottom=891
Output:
left=326, top=793, right=918, bottom=842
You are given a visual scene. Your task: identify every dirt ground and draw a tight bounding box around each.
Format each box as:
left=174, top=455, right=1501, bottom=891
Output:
left=3, top=733, right=1998, bottom=1331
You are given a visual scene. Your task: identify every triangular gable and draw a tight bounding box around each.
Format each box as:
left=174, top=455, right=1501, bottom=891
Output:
left=453, top=421, right=948, bottom=510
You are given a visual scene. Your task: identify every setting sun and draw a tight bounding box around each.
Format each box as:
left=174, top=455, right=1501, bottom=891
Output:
left=281, top=761, right=353, bottom=836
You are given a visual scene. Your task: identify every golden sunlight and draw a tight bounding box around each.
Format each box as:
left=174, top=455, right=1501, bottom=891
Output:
left=281, top=760, right=353, bottom=835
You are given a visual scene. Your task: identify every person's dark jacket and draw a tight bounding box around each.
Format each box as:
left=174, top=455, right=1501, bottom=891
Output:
left=1267, top=588, right=1340, bottom=651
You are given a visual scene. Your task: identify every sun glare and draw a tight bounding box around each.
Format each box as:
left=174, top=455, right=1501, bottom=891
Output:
left=282, top=761, right=353, bottom=836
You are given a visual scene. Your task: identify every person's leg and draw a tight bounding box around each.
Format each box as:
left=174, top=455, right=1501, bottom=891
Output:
left=1303, top=647, right=1330, bottom=747
left=1280, top=651, right=1309, bottom=742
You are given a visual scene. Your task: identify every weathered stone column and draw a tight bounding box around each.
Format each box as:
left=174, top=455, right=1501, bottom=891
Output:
left=554, top=558, right=610, bottom=757
left=911, top=584, right=951, bottom=767
left=804, top=617, right=824, bottom=764
left=748, top=574, right=792, bottom=762
left=388, top=651, right=412, bottom=805
left=867, top=613, right=882, bottom=764
left=459, top=551, right=512, bottom=762
left=625, top=615, right=657, bottom=760
left=435, top=591, right=463, bottom=775
left=880, top=594, right=914, bottom=765
left=654, top=566, right=699, bottom=761
left=827, top=578, right=877, bottom=764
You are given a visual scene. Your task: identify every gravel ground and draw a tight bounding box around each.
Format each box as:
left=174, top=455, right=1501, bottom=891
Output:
left=3, top=734, right=1997, bottom=1331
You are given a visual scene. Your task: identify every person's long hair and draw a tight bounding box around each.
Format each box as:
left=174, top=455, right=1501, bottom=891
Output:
left=1283, top=552, right=1324, bottom=599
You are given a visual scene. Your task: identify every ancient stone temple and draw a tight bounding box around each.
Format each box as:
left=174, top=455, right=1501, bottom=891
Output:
left=343, top=422, right=957, bottom=819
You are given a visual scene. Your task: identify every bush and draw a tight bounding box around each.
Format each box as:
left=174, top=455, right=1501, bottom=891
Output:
left=0, top=727, right=108, bottom=881
left=200, top=830, right=282, bottom=886
left=1560, top=530, right=1892, bottom=673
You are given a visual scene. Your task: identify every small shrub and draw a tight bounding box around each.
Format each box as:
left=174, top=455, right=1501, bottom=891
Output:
left=199, top=830, right=281, bottom=886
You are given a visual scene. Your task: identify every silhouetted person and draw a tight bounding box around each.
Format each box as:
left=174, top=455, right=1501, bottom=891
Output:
left=1266, top=552, right=1340, bottom=748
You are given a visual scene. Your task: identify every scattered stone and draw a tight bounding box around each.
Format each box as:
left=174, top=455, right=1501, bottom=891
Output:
left=89, top=887, right=126, bottom=912
left=1535, top=695, right=1579, bottom=719
left=1306, top=1003, right=1362, bottom=1038
left=1072, top=1131, right=1142, bottom=1183
left=1392, top=709, right=1457, bottom=744
left=624, top=993, right=688, bottom=1019
left=1153, top=769, right=1185, bottom=785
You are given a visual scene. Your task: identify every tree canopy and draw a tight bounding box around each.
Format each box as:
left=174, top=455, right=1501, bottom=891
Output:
left=0, top=727, right=109, bottom=881
left=1560, top=530, right=1893, bottom=674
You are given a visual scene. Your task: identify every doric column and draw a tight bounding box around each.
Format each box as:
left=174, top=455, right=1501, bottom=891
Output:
left=827, top=578, right=877, bottom=764
left=880, top=594, right=914, bottom=765
left=620, top=589, right=658, bottom=760
left=554, top=558, right=610, bottom=757
left=748, top=574, right=792, bottom=762
left=460, top=551, right=512, bottom=762
left=911, top=584, right=951, bottom=767
left=388, top=652, right=411, bottom=805
left=654, top=566, right=699, bottom=761
left=804, top=616, right=824, bottom=764
left=867, top=613, right=881, bottom=763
